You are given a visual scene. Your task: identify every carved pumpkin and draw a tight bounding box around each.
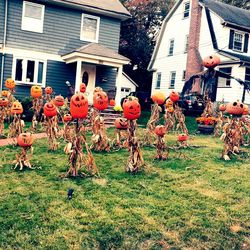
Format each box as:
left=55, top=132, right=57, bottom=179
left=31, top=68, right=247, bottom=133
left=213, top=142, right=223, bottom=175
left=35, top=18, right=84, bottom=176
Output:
left=219, top=104, right=226, bottom=112
left=54, top=95, right=65, bottom=107
left=5, top=78, right=16, bottom=90
left=155, top=125, right=166, bottom=137
left=45, top=86, right=53, bottom=95
left=44, top=102, right=57, bottom=117
left=11, top=101, right=23, bottom=115
left=243, top=104, right=249, bottom=115
left=17, top=133, right=33, bottom=147
left=109, top=99, right=116, bottom=107
left=30, top=85, right=42, bottom=98
left=166, top=107, right=174, bottom=113
left=178, top=133, right=188, bottom=142
left=0, top=97, right=9, bottom=107
left=114, top=117, right=128, bottom=129
left=80, top=83, right=86, bottom=93
left=93, top=90, right=108, bottom=111
left=63, top=114, right=72, bottom=122
left=169, top=91, right=180, bottom=102
left=166, top=99, right=173, bottom=108
left=203, top=54, right=221, bottom=68
left=2, top=90, right=10, bottom=97
left=123, top=97, right=141, bottom=120
left=70, top=92, right=88, bottom=119
left=226, top=101, right=244, bottom=116
left=151, top=90, right=166, bottom=105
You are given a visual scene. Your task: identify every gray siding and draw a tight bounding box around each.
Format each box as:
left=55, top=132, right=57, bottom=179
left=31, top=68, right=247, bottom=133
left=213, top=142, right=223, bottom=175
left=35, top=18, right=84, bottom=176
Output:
left=0, top=0, right=5, bottom=43
left=96, top=66, right=117, bottom=92
left=6, top=0, right=121, bottom=54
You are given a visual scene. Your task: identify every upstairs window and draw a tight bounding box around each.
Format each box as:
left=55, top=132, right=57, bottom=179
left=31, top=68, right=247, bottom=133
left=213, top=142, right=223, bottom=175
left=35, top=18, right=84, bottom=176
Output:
left=229, top=30, right=249, bottom=53
left=182, top=70, right=186, bottom=81
left=218, top=67, right=232, bottom=87
left=183, top=2, right=190, bottom=19
left=184, top=35, right=189, bottom=53
left=81, top=14, right=100, bottom=42
left=22, top=1, right=45, bottom=33
left=169, top=71, right=176, bottom=88
left=233, top=32, right=243, bottom=52
left=168, top=39, right=175, bottom=56
left=156, top=73, right=162, bottom=88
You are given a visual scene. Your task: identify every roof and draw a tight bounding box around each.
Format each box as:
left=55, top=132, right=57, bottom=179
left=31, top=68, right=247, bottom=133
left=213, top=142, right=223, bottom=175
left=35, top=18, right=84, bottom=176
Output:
left=63, top=43, right=130, bottom=62
left=218, top=50, right=250, bottom=64
left=41, top=0, right=131, bottom=20
left=122, top=72, right=138, bottom=87
left=200, top=0, right=250, bottom=31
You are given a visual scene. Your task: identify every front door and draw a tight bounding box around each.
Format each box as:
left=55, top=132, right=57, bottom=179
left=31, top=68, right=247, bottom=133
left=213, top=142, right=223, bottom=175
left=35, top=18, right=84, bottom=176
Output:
left=82, top=64, right=96, bottom=104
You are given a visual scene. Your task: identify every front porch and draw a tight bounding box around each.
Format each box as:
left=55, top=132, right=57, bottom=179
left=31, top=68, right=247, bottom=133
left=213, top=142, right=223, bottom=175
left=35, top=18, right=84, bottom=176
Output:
left=61, top=43, right=130, bottom=104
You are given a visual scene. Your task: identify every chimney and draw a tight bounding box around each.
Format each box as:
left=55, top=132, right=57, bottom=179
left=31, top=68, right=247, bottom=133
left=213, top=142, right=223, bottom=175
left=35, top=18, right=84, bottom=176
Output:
left=185, top=0, right=203, bottom=82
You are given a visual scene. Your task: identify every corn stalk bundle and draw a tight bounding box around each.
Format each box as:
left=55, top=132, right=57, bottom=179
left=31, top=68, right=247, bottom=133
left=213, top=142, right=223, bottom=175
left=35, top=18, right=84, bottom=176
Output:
left=112, top=128, right=129, bottom=150
left=43, top=116, right=59, bottom=151
left=164, top=111, right=175, bottom=132
left=202, top=98, right=214, bottom=117
left=63, top=122, right=74, bottom=143
left=155, top=135, right=169, bottom=160
left=5, top=92, right=15, bottom=123
left=31, top=98, right=43, bottom=131
left=174, top=105, right=189, bottom=135
left=214, top=111, right=226, bottom=137
left=0, top=106, right=7, bottom=137
left=14, top=146, right=33, bottom=170
left=239, top=117, right=250, bottom=146
left=8, top=114, right=25, bottom=139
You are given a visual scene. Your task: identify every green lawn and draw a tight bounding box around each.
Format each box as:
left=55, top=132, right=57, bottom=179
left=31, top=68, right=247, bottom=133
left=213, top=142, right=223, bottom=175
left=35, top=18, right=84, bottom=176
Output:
left=0, top=116, right=249, bottom=249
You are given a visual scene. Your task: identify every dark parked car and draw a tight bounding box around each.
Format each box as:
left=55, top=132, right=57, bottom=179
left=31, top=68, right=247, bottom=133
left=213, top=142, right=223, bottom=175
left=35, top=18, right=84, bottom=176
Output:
left=178, top=94, right=205, bottom=114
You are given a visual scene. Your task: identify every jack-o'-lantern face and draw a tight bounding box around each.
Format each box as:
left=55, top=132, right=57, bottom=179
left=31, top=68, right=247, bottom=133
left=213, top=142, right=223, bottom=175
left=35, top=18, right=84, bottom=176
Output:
left=123, top=97, right=141, bottom=120
left=93, top=90, right=108, bottom=111
left=5, top=78, right=16, bottom=90
left=17, top=133, right=34, bottom=147
left=151, top=91, right=166, bottom=105
left=114, top=117, right=128, bottom=129
left=2, top=90, right=10, bottom=97
left=226, top=101, right=244, bottom=116
left=80, top=83, right=86, bottom=93
left=169, top=91, right=180, bottom=102
left=30, top=85, right=42, bottom=98
left=0, top=97, right=9, bottom=107
left=11, top=101, right=23, bottom=115
left=63, top=114, right=72, bottom=122
left=178, top=133, right=188, bottom=142
left=45, top=86, right=53, bottom=95
left=166, top=99, right=173, bottom=108
left=203, top=55, right=220, bottom=68
left=243, top=104, right=249, bottom=115
left=155, top=125, right=166, bottom=137
left=44, top=102, right=57, bottom=117
left=54, top=95, right=64, bottom=107
left=70, top=92, right=88, bottom=119
left=219, top=104, right=226, bottom=112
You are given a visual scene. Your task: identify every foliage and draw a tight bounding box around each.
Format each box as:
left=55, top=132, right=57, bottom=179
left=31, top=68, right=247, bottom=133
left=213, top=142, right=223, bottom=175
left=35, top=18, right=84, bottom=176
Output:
left=220, top=0, right=250, bottom=9
left=20, top=97, right=34, bottom=122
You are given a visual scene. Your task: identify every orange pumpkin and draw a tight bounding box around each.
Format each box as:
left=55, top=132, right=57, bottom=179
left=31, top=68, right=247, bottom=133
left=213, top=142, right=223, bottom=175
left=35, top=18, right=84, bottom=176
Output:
left=178, top=133, right=188, bottom=142
left=203, top=54, right=221, bottom=68
left=151, top=91, right=166, bottom=105
left=44, top=103, right=57, bottom=117
left=70, top=92, right=88, bottom=119
left=166, top=99, right=173, bottom=108
left=11, top=101, right=23, bottom=115
left=2, top=90, right=10, bottom=97
left=17, top=133, right=33, bottom=147
left=219, top=104, right=226, bottom=112
left=93, top=90, right=108, bottom=111
left=109, top=99, right=116, bottom=106
left=45, top=86, right=53, bottom=95
left=155, top=125, right=166, bottom=137
left=5, top=78, right=16, bottom=90
left=0, top=97, right=9, bottom=107
left=63, top=114, right=72, bottom=122
left=169, top=91, right=180, bottom=103
left=166, top=107, right=174, bottom=113
left=30, top=85, right=42, bottom=98
left=243, top=104, right=249, bottom=115
left=123, top=97, right=141, bottom=120
left=226, top=101, right=244, bottom=116
left=114, top=117, right=128, bottom=129
left=54, top=95, right=65, bottom=107
left=80, top=83, right=86, bottom=93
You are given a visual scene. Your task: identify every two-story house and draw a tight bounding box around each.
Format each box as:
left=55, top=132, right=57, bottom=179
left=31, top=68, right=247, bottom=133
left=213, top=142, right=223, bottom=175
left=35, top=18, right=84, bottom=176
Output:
left=0, top=0, right=131, bottom=103
left=148, top=0, right=250, bottom=104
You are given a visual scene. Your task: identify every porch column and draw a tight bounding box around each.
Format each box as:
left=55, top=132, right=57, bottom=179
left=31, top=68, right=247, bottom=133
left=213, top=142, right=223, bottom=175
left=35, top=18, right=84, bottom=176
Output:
left=75, top=60, right=82, bottom=93
left=115, top=65, right=123, bottom=105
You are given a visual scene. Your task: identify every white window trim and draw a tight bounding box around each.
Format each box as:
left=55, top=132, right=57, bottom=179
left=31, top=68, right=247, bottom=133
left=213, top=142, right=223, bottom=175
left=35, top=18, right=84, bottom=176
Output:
left=233, top=31, right=244, bottom=52
left=168, top=38, right=175, bottom=56
left=218, top=67, right=232, bottom=88
left=21, top=1, right=45, bottom=33
left=184, top=35, right=189, bottom=53
left=156, top=72, right=162, bottom=89
left=80, top=14, right=100, bottom=43
left=169, top=71, right=176, bottom=88
left=183, top=1, right=190, bottom=19
left=12, top=56, right=47, bottom=87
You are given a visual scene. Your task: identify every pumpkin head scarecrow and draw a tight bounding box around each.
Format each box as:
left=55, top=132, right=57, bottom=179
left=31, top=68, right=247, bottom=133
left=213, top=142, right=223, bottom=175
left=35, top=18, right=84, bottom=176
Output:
left=70, top=92, right=88, bottom=119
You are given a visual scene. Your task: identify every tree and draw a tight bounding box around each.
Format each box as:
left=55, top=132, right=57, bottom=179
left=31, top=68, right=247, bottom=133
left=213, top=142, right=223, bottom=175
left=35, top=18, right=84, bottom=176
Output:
left=220, top=0, right=250, bottom=9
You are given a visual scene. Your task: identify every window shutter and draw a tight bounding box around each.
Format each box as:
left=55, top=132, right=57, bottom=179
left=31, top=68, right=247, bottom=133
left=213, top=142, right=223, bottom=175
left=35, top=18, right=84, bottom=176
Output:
left=244, top=33, right=249, bottom=53
left=229, top=30, right=234, bottom=49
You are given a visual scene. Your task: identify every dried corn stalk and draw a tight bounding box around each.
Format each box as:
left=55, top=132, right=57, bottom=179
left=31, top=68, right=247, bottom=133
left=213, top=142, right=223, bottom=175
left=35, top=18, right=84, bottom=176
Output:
left=202, top=97, right=214, bottom=117
left=8, top=114, right=25, bottom=139
left=43, top=116, right=59, bottom=150
left=63, top=121, right=74, bottom=143
left=0, top=106, right=7, bottom=137
left=14, top=146, right=33, bottom=171
left=164, top=110, right=175, bottom=132
left=174, top=105, right=189, bottom=135
left=112, top=128, right=129, bottom=150
left=31, top=98, right=43, bottom=131
left=214, top=111, right=225, bottom=137
left=155, top=135, right=169, bottom=160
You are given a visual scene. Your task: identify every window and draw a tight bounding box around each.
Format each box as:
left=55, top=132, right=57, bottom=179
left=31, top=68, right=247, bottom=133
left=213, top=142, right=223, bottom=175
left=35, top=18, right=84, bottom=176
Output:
left=12, top=57, right=46, bottom=86
left=182, top=70, right=186, bottom=81
left=233, top=32, right=244, bottom=51
left=22, top=1, right=45, bottom=33
left=183, top=2, right=190, bottom=19
left=168, top=39, right=175, bottom=56
left=169, top=71, right=176, bottom=88
left=184, top=35, right=189, bottom=53
left=245, top=68, right=250, bottom=87
left=81, top=14, right=100, bottom=42
left=121, top=88, right=131, bottom=93
left=156, top=73, right=162, bottom=88
left=218, top=67, right=232, bottom=87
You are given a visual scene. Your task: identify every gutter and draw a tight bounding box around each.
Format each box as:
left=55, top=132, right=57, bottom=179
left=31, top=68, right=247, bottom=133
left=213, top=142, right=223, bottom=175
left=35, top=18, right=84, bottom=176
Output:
left=0, top=0, right=8, bottom=92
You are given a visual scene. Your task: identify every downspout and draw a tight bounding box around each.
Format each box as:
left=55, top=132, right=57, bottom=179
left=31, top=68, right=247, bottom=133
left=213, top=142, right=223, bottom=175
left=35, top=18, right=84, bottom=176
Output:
left=0, top=0, right=8, bottom=91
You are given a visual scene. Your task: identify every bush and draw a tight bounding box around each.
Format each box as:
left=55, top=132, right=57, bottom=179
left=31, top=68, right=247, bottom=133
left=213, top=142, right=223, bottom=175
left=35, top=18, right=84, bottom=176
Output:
left=21, top=97, right=34, bottom=122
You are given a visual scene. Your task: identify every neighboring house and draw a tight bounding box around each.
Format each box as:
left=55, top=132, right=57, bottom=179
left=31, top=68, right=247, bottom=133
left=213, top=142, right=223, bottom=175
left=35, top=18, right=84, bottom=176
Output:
left=148, top=0, right=250, bottom=104
left=0, top=0, right=131, bottom=104
left=120, top=72, right=138, bottom=100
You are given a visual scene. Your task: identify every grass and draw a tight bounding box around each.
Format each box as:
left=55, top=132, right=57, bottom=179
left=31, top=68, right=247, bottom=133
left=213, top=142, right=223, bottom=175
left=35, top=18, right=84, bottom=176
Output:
left=0, top=115, right=249, bottom=249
